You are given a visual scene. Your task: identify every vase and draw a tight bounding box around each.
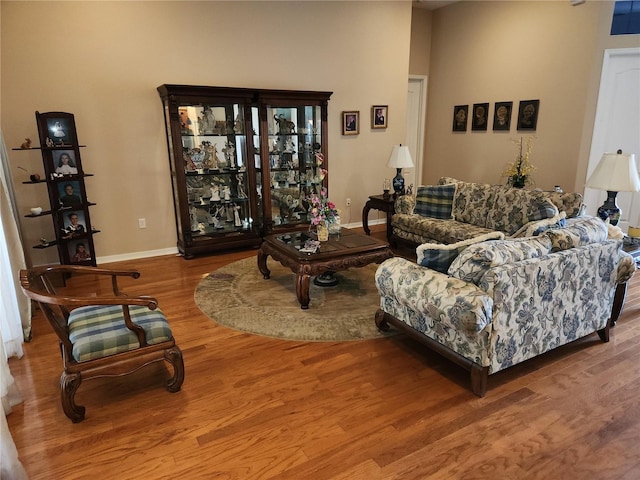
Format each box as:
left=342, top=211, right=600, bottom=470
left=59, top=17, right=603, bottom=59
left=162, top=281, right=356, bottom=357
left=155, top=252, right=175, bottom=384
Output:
left=510, top=176, right=527, bottom=189
left=316, top=223, right=329, bottom=241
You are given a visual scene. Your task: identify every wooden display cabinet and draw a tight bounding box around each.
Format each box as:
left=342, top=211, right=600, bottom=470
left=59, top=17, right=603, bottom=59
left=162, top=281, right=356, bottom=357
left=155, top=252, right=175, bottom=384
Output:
left=157, top=85, right=331, bottom=258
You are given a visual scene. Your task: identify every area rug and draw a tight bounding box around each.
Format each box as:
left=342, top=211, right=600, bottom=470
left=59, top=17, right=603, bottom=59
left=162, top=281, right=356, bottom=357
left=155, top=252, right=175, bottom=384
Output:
left=194, top=256, right=397, bottom=342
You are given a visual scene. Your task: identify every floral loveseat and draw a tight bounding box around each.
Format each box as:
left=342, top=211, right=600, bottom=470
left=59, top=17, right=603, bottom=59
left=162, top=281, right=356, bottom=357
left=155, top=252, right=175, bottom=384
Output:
left=391, top=177, right=585, bottom=248
left=375, top=216, right=636, bottom=396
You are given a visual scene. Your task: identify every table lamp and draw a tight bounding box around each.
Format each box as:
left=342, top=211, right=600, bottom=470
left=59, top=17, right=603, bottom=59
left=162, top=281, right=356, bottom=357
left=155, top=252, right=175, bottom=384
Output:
left=387, top=144, right=413, bottom=196
left=585, top=149, right=640, bottom=225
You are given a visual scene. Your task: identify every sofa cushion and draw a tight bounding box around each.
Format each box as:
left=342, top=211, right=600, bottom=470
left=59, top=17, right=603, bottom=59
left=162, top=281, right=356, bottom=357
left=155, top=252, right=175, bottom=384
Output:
left=484, top=188, right=559, bottom=235
left=448, top=236, right=552, bottom=285
left=544, top=191, right=585, bottom=218
left=416, top=232, right=505, bottom=272
left=543, top=216, right=608, bottom=251
left=414, top=184, right=457, bottom=219
left=392, top=214, right=496, bottom=245
left=451, top=181, right=496, bottom=227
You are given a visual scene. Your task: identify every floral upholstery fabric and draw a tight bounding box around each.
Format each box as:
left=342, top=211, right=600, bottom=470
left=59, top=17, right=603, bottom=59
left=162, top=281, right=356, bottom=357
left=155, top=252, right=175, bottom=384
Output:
left=392, top=177, right=583, bottom=248
left=439, top=177, right=585, bottom=219
left=617, top=251, right=636, bottom=284
left=545, top=191, right=585, bottom=218
left=484, top=188, right=558, bottom=235
left=375, top=239, right=622, bottom=374
left=394, top=194, right=416, bottom=215
left=392, top=215, right=495, bottom=245
left=450, top=181, right=496, bottom=227
left=543, top=216, right=608, bottom=251
left=448, top=237, right=552, bottom=285
left=375, top=256, right=494, bottom=336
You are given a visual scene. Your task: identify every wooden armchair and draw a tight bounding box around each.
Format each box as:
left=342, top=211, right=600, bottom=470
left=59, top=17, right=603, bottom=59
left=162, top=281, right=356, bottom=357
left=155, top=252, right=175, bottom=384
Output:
left=19, top=265, right=185, bottom=423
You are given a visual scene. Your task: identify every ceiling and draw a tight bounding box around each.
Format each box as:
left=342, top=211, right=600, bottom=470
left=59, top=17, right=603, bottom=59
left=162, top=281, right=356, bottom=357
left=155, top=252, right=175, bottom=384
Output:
left=412, top=0, right=460, bottom=10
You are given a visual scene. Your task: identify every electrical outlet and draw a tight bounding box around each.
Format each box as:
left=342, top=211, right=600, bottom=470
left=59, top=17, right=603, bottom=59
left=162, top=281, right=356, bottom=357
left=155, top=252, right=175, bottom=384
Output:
left=138, top=218, right=146, bottom=229
left=346, top=198, right=351, bottom=207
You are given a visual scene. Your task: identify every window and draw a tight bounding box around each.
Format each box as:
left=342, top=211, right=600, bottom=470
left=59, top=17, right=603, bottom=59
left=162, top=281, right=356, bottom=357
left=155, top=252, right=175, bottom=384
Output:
left=611, top=1, right=640, bottom=35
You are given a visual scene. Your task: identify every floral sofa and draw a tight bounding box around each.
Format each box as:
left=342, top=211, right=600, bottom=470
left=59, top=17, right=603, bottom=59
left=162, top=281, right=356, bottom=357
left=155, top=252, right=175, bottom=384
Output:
left=391, top=177, right=585, bottom=248
left=375, top=216, right=636, bottom=396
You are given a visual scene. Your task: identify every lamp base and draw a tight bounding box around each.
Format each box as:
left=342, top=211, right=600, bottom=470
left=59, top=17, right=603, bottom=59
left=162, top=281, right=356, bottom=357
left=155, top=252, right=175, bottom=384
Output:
left=392, top=168, right=405, bottom=196
left=596, top=190, right=621, bottom=226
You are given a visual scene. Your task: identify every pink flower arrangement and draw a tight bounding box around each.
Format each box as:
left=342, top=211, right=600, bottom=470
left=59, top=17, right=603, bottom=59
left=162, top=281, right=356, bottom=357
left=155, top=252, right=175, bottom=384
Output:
left=307, top=188, right=339, bottom=226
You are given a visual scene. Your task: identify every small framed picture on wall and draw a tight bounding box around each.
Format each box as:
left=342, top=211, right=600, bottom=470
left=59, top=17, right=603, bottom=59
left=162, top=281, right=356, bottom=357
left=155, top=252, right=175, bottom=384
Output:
left=371, top=105, right=388, bottom=129
left=493, top=101, right=513, bottom=131
left=517, top=99, right=540, bottom=131
left=452, top=105, right=468, bottom=132
left=471, top=103, right=489, bottom=131
left=342, top=111, right=359, bottom=135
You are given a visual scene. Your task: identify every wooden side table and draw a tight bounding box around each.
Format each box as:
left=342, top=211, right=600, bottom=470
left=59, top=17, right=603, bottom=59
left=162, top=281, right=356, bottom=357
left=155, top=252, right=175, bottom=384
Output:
left=611, top=240, right=640, bottom=326
left=362, top=194, right=395, bottom=241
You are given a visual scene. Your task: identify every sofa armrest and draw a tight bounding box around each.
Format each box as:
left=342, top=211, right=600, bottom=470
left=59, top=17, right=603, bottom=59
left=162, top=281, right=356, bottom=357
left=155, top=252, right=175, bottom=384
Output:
left=394, top=195, right=415, bottom=215
left=478, top=241, right=620, bottom=372
left=618, top=250, right=636, bottom=284
left=375, top=257, right=493, bottom=334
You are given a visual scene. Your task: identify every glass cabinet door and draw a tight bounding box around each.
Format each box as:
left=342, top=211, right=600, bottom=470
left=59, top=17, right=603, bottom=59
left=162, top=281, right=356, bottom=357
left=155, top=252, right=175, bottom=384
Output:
left=264, top=104, right=326, bottom=228
left=179, top=103, right=254, bottom=236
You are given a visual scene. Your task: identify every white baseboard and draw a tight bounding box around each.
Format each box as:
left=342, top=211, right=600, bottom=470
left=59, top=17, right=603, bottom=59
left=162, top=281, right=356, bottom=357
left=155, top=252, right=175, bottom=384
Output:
left=87, top=221, right=386, bottom=265
left=97, top=247, right=179, bottom=265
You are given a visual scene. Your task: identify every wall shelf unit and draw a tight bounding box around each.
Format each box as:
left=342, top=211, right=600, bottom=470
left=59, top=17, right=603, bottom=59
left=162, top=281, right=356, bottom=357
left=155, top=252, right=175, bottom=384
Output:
left=13, top=111, right=98, bottom=266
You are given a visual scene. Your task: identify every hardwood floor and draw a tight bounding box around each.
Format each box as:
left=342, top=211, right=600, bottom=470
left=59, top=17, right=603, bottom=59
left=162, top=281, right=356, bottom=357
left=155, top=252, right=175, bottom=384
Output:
left=7, top=228, right=640, bottom=479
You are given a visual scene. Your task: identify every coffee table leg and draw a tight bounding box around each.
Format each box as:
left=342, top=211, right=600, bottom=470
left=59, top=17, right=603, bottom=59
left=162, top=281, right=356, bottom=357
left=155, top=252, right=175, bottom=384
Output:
left=257, top=250, right=271, bottom=279
left=296, top=272, right=311, bottom=309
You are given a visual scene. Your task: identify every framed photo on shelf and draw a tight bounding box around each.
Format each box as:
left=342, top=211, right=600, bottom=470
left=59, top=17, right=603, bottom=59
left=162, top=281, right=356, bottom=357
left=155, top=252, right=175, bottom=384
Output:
left=452, top=105, right=468, bottom=132
left=342, top=111, right=359, bottom=135
left=371, top=105, right=388, bottom=129
left=35, top=111, right=78, bottom=147
left=471, top=103, right=489, bottom=131
left=57, top=180, right=83, bottom=207
left=67, top=240, right=92, bottom=264
left=493, top=101, right=513, bottom=131
left=60, top=210, right=87, bottom=239
left=51, top=150, right=79, bottom=176
left=517, top=99, right=540, bottom=131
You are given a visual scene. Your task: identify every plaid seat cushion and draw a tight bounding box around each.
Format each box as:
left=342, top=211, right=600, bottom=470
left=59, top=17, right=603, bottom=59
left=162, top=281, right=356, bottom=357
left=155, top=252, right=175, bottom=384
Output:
left=68, top=305, right=173, bottom=362
left=414, top=184, right=456, bottom=219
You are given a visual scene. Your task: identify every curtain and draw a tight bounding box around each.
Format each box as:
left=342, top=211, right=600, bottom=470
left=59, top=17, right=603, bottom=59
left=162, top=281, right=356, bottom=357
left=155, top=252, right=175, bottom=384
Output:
left=1, top=131, right=30, bottom=479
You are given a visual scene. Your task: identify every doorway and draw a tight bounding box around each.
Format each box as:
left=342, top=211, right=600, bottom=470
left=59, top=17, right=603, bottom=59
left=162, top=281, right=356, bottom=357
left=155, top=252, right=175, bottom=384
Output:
left=585, top=48, right=640, bottom=232
left=405, top=76, right=427, bottom=192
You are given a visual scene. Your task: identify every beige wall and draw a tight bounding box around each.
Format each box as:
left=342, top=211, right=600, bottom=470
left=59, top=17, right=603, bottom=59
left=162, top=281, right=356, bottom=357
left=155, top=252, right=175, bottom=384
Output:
left=423, top=0, right=637, bottom=192
left=409, top=7, right=433, bottom=76
left=1, top=1, right=412, bottom=264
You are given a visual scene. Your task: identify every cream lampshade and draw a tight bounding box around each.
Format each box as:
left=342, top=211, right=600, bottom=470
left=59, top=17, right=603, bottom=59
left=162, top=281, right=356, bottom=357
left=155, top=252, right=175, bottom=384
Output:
left=387, top=144, right=414, bottom=196
left=586, top=149, right=640, bottom=225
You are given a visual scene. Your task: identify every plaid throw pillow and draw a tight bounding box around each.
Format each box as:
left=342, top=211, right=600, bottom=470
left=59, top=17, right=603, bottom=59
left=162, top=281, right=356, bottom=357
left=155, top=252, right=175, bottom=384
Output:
left=528, top=198, right=559, bottom=222
left=414, top=184, right=456, bottom=219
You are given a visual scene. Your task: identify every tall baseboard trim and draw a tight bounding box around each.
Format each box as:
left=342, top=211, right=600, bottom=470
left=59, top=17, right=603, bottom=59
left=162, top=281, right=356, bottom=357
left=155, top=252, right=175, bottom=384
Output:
left=96, top=247, right=179, bottom=265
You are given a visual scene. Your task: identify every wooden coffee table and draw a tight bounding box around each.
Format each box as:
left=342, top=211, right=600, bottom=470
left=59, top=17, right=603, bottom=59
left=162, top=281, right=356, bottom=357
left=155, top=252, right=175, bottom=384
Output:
left=258, top=229, right=393, bottom=309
